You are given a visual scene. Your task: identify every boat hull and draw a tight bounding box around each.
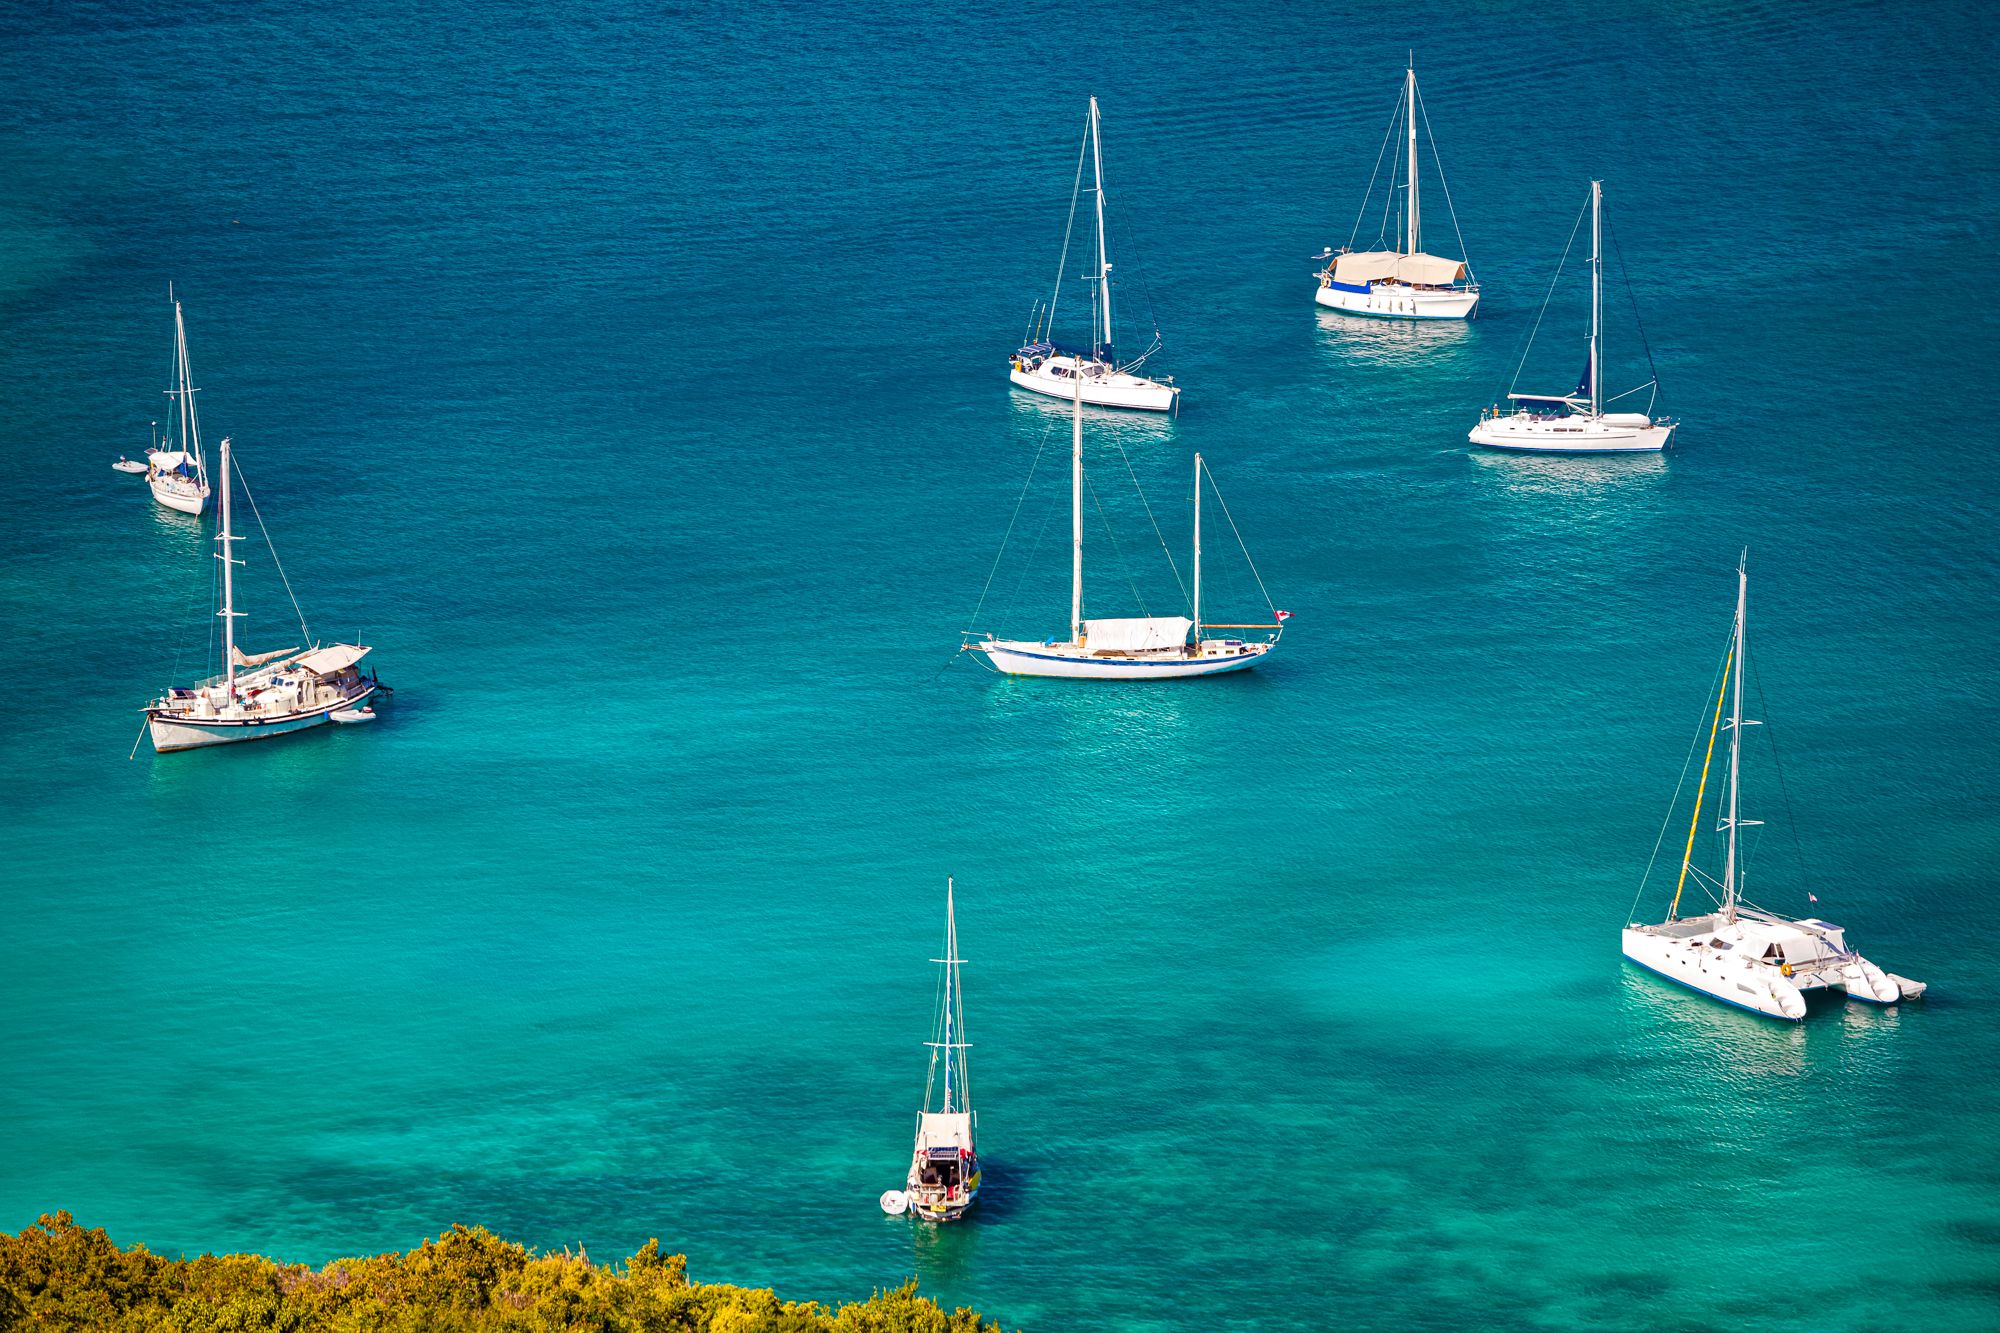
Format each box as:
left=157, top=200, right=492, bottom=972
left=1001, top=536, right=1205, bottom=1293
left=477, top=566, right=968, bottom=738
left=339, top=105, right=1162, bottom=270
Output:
left=975, top=639, right=1272, bottom=679
left=1470, top=414, right=1674, bottom=453
left=1315, top=281, right=1478, bottom=320
left=148, top=684, right=379, bottom=753
left=1009, top=358, right=1178, bottom=412
left=148, top=475, right=209, bottom=514
left=1621, top=928, right=1807, bottom=1021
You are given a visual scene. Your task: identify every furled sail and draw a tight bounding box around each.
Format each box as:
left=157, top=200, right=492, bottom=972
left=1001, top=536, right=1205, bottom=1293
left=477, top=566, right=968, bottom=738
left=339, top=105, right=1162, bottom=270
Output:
left=231, top=645, right=299, bottom=668
left=1082, top=617, right=1193, bottom=652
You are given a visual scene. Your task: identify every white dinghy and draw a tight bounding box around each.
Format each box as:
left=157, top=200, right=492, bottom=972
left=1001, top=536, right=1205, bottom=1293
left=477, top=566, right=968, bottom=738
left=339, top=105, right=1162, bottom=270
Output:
left=143, top=433, right=384, bottom=754
left=967, top=366, right=1287, bottom=679
left=901, top=879, right=982, bottom=1224
left=1010, top=98, right=1179, bottom=413
left=113, top=457, right=148, bottom=474
left=1622, top=555, right=1907, bottom=1020
left=1313, top=63, right=1479, bottom=321
left=145, top=297, right=214, bottom=515
left=1471, top=181, right=1676, bottom=453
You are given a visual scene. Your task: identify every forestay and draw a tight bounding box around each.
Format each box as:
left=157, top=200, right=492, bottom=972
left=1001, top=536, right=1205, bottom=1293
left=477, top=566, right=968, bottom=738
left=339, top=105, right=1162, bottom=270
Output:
left=1083, top=616, right=1192, bottom=652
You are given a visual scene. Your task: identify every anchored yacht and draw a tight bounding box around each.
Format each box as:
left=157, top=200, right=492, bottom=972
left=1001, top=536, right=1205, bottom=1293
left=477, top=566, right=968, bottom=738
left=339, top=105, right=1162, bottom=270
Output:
left=146, top=298, right=212, bottom=515
left=903, top=880, right=982, bottom=1223
left=1313, top=64, right=1479, bottom=320
left=1622, top=556, right=1907, bottom=1019
left=1010, top=98, right=1179, bottom=412
left=144, top=433, right=383, bottom=753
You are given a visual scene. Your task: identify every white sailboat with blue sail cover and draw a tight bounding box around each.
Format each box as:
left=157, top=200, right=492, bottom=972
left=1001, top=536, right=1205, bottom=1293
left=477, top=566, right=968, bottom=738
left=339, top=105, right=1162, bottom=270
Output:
left=1010, top=97, right=1179, bottom=412
left=1314, top=63, right=1479, bottom=320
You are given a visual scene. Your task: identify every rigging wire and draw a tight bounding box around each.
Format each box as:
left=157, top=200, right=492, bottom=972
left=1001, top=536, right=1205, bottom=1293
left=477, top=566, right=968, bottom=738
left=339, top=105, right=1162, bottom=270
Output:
left=1603, top=205, right=1666, bottom=417
left=1109, top=434, right=1187, bottom=608
left=1414, top=84, right=1476, bottom=281
left=1375, top=90, right=1405, bottom=250
left=964, top=423, right=1056, bottom=634
left=1748, top=639, right=1821, bottom=907
left=997, top=483, right=1065, bottom=632
left=1043, top=111, right=1092, bottom=346
left=1628, top=623, right=1737, bottom=925
left=1348, top=84, right=1403, bottom=253
left=1083, top=469, right=1150, bottom=618
left=1202, top=469, right=1279, bottom=618
left=1497, top=192, right=1590, bottom=403
left=232, top=452, right=313, bottom=647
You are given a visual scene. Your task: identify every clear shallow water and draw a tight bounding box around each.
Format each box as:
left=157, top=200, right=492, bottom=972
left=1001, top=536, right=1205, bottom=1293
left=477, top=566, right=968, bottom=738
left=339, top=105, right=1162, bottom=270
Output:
left=2, top=1, right=1997, bottom=1329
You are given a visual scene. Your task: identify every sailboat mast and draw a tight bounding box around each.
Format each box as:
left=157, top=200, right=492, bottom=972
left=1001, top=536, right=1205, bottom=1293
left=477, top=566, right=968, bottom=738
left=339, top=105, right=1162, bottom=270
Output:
left=1721, top=555, right=1747, bottom=920
left=1405, top=65, right=1420, bottom=256
left=940, top=877, right=955, bottom=1113
left=218, top=434, right=240, bottom=702
left=1090, top=96, right=1111, bottom=358
left=1590, top=180, right=1602, bottom=417
left=1191, top=453, right=1203, bottom=646
left=1071, top=349, right=1084, bottom=643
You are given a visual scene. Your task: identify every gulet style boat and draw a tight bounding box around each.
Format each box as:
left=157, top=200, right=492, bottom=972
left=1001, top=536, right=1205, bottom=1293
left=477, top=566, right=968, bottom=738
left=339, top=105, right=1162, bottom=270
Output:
left=1313, top=64, right=1479, bottom=320
left=144, top=432, right=383, bottom=753
left=1009, top=97, right=1179, bottom=412
left=903, top=879, right=982, bottom=1223
left=1622, top=555, right=1908, bottom=1019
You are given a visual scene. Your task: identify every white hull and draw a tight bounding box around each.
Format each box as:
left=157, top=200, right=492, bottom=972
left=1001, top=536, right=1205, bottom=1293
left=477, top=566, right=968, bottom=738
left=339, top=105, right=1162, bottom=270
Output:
left=148, top=475, right=209, bottom=514
left=1470, top=413, right=1674, bottom=453
left=149, top=683, right=379, bottom=753
left=1622, top=921, right=1901, bottom=1022
left=975, top=638, right=1272, bottom=679
left=1314, top=280, right=1478, bottom=320
left=1009, top=356, right=1177, bottom=412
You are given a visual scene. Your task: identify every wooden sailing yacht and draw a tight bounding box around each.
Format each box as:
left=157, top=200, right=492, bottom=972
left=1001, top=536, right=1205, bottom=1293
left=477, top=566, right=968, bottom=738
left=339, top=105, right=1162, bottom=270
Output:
left=904, top=879, right=981, bottom=1223
left=1313, top=64, right=1479, bottom=320
left=145, top=298, right=213, bottom=515
left=1470, top=181, right=1676, bottom=452
left=1009, top=97, right=1179, bottom=412
left=144, top=433, right=384, bottom=753
left=1621, top=554, right=1914, bottom=1019
left=967, top=366, right=1288, bottom=679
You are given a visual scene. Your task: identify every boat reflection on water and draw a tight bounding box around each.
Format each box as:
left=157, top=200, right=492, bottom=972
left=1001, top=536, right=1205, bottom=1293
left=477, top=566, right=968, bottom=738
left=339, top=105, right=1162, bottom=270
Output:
left=1313, top=307, right=1474, bottom=371
left=1007, top=388, right=1177, bottom=445
left=1466, top=444, right=1667, bottom=500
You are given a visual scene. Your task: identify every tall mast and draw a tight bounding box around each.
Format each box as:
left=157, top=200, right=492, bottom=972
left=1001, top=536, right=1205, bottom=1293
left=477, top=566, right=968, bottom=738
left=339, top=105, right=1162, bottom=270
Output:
left=1071, top=344, right=1084, bottom=643
left=1589, top=180, right=1602, bottom=418
left=1191, top=453, right=1203, bottom=648
left=1405, top=65, right=1420, bottom=256
left=1090, top=96, right=1111, bottom=358
left=925, top=878, right=970, bottom=1115
left=172, top=300, right=207, bottom=489
left=1720, top=553, right=1748, bottom=921
left=217, top=435, right=241, bottom=703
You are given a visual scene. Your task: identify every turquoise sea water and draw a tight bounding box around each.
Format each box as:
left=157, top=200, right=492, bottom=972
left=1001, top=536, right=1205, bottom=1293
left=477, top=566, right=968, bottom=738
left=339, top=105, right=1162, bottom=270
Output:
left=3, top=2, right=1998, bottom=1328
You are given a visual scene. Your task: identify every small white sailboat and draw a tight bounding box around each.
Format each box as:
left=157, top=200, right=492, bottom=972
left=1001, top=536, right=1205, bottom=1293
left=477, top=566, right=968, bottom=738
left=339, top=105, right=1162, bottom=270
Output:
left=968, top=369, right=1288, bottom=679
left=1622, top=555, right=1905, bottom=1020
left=1470, top=181, right=1676, bottom=453
left=144, top=433, right=383, bottom=754
left=1010, top=97, right=1179, bottom=413
left=1314, top=64, right=1479, bottom=321
left=146, top=299, right=213, bottom=515
left=903, top=878, right=982, bottom=1224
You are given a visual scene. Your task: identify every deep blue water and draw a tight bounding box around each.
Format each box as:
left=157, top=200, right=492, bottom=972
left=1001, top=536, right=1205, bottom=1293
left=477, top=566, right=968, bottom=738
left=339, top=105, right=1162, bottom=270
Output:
left=3, top=2, right=1998, bottom=1329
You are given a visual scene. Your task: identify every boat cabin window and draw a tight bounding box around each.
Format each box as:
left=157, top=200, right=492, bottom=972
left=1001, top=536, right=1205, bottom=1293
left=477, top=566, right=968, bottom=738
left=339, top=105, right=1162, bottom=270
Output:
left=1707, top=939, right=1732, bottom=950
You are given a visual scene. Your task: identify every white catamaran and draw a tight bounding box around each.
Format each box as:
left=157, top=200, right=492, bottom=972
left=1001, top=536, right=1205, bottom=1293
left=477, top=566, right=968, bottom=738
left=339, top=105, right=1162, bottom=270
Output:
left=1314, top=64, right=1478, bottom=320
left=967, top=368, right=1287, bottom=679
left=902, top=879, right=982, bottom=1224
left=1622, top=555, right=1914, bottom=1020
left=146, top=299, right=213, bottom=515
left=1470, top=181, right=1676, bottom=453
left=144, top=433, right=383, bottom=753
left=1010, top=97, right=1179, bottom=412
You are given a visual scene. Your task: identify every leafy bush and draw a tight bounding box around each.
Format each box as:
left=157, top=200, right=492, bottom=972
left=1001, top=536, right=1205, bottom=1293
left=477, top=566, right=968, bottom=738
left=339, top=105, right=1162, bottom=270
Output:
left=0, top=1213, right=1008, bottom=1332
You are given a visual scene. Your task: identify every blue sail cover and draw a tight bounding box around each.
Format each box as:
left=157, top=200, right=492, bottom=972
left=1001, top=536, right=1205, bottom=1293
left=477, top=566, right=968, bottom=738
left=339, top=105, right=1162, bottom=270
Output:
left=1575, top=352, right=1592, bottom=400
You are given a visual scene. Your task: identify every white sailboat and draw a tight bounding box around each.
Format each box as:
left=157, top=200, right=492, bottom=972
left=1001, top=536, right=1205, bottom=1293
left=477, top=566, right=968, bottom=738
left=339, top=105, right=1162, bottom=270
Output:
left=1314, top=64, right=1479, bottom=321
left=146, top=299, right=213, bottom=515
left=904, top=878, right=982, bottom=1224
left=968, top=368, right=1287, bottom=679
left=1622, top=555, right=1906, bottom=1020
left=1470, top=181, right=1676, bottom=453
left=1010, top=98, right=1179, bottom=413
left=144, top=433, right=383, bottom=753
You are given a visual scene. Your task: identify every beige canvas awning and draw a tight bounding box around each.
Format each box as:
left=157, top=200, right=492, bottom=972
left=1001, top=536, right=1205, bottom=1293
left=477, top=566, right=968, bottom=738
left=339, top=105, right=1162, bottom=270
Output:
left=297, top=643, right=371, bottom=677
left=1332, top=250, right=1466, bottom=286
left=1082, top=617, right=1193, bottom=653
left=1332, top=250, right=1401, bottom=284
left=917, top=1112, right=973, bottom=1151
left=1394, top=252, right=1467, bottom=285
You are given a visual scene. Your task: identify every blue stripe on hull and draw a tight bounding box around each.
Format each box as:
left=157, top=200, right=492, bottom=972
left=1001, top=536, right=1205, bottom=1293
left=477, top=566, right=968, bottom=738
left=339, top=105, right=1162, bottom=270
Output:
left=1621, top=954, right=1805, bottom=1022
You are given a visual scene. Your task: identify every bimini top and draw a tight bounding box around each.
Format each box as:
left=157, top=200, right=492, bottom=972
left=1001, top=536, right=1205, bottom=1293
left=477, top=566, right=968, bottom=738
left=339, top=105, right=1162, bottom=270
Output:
left=296, top=643, right=371, bottom=677
left=1083, top=616, right=1193, bottom=653
left=1333, top=250, right=1467, bottom=287
left=147, top=450, right=197, bottom=469
left=916, top=1111, right=973, bottom=1152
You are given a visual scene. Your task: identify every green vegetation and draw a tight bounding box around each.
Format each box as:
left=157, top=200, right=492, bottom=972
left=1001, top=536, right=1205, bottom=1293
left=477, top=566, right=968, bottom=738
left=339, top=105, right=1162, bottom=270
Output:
left=0, top=1213, right=1009, bottom=1332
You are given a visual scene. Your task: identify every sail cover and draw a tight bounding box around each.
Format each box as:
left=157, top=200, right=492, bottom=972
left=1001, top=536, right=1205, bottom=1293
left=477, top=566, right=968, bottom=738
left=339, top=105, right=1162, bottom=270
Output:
left=297, top=643, right=371, bottom=676
left=147, top=450, right=195, bottom=469
left=1333, top=251, right=1401, bottom=284
left=917, top=1112, right=973, bottom=1151
left=1393, top=252, right=1467, bottom=285
left=232, top=645, right=299, bottom=668
left=1083, top=617, right=1193, bottom=652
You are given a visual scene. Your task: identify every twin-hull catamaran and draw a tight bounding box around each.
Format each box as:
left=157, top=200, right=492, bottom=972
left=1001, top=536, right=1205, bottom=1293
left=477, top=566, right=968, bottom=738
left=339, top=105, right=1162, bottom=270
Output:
left=905, top=879, right=982, bottom=1224
left=1622, top=557, right=1905, bottom=1020
left=144, top=432, right=382, bottom=753
left=1010, top=98, right=1179, bottom=413
left=146, top=299, right=213, bottom=515
left=1470, top=181, right=1676, bottom=453
left=1314, top=65, right=1478, bottom=321
left=969, top=367, right=1286, bottom=678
